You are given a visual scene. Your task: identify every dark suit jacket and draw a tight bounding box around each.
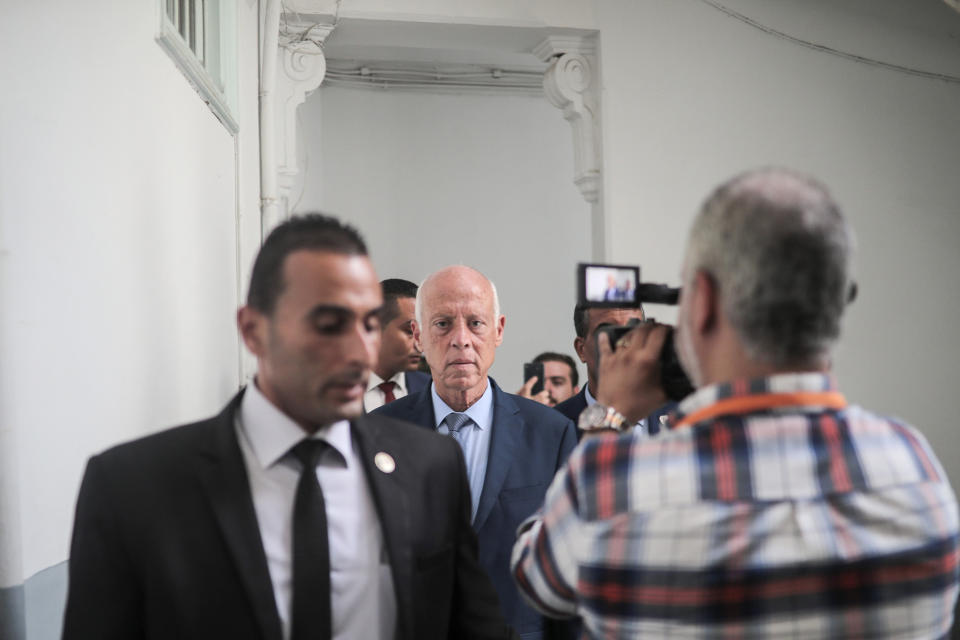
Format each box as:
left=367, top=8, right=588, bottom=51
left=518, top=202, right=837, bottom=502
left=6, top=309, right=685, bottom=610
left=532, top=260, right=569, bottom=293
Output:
left=405, top=370, right=430, bottom=395
left=373, top=378, right=578, bottom=640
left=62, top=390, right=514, bottom=640
left=554, top=387, right=676, bottom=439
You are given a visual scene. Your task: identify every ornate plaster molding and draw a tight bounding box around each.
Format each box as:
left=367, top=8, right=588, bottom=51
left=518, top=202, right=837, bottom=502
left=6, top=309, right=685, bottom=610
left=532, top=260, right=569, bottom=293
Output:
left=532, top=35, right=596, bottom=61
left=274, top=16, right=335, bottom=197
left=535, top=36, right=600, bottom=204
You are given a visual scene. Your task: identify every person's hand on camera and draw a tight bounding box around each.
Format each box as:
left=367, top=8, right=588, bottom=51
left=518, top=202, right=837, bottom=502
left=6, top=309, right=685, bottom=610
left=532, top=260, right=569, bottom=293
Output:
left=595, top=321, right=669, bottom=424
left=516, top=376, right=552, bottom=406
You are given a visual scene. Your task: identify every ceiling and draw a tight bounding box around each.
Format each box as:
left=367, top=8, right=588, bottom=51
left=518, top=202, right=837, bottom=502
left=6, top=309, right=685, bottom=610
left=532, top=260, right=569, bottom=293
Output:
left=281, top=0, right=960, bottom=89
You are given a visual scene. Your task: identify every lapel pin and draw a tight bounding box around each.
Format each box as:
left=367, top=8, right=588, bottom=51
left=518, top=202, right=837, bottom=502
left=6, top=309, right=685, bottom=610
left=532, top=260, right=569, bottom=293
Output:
left=375, top=452, right=396, bottom=474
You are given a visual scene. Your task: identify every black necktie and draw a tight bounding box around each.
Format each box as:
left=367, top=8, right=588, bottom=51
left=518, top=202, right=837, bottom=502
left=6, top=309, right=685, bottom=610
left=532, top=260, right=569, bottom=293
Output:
left=289, top=439, right=333, bottom=640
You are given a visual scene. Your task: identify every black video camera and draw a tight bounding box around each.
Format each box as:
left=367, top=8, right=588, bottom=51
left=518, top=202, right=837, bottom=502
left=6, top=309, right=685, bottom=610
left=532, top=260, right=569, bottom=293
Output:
left=577, top=263, right=695, bottom=402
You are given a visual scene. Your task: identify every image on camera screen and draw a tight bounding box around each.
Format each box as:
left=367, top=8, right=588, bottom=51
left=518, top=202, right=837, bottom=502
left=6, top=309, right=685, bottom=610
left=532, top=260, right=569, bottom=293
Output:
left=584, top=265, right=638, bottom=303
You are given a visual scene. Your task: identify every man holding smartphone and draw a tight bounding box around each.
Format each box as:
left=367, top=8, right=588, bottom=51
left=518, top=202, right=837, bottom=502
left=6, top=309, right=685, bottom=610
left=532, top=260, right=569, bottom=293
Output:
left=517, top=353, right=580, bottom=407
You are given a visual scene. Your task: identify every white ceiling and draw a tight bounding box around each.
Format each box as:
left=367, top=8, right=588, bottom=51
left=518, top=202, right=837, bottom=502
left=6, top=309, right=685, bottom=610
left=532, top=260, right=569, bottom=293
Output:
left=283, top=0, right=960, bottom=81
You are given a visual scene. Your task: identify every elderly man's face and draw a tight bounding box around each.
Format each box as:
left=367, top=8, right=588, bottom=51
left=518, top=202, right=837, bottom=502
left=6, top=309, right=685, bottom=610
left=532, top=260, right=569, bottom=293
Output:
left=415, top=267, right=504, bottom=400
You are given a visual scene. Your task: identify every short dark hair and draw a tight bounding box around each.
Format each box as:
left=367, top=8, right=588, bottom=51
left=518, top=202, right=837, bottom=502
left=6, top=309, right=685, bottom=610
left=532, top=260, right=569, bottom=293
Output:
left=247, top=213, right=367, bottom=315
left=379, top=278, right=418, bottom=325
left=573, top=303, right=644, bottom=338
left=533, top=351, right=579, bottom=388
left=573, top=303, right=590, bottom=338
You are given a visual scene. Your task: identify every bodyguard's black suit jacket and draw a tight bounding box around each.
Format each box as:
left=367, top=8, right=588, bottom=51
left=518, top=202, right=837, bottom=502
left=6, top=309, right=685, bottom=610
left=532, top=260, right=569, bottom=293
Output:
left=62, top=390, right=514, bottom=640
left=373, top=379, right=577, bottom=640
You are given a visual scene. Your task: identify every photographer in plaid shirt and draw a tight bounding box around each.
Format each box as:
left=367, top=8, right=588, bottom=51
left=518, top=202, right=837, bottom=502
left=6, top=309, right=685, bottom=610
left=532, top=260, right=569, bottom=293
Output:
left=512, top=167, right=959, bottom=638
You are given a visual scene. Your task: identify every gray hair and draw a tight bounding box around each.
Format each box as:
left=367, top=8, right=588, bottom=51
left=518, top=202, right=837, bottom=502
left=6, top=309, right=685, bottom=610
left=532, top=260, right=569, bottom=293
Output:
left=415, top=267, right=501, bottom=327
left=685, top=167, right=855, bottom=367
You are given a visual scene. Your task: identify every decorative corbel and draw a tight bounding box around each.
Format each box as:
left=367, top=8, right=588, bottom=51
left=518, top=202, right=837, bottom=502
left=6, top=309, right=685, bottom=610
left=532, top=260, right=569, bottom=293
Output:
left=534, top=35, right=606, bottom=259
left=275, top=18, right=336, bottom=198
left=534, top=36, right=600, bottom=204
left=260, top=5, right=336, bottom=237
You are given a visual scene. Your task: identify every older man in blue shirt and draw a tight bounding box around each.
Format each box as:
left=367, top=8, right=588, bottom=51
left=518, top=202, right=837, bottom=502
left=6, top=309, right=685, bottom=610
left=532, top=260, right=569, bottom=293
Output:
left=375, top=265, right=577, bottom=640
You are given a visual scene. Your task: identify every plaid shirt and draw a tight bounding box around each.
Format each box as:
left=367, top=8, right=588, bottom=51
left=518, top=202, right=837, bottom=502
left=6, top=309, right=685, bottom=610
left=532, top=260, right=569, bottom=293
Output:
left=512, top=373, right=959, bottom=638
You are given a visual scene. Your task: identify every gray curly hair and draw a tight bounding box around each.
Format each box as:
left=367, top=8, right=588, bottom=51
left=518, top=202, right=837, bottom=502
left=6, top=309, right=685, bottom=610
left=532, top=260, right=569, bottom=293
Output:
left=684, top=167, right=855, bottom=367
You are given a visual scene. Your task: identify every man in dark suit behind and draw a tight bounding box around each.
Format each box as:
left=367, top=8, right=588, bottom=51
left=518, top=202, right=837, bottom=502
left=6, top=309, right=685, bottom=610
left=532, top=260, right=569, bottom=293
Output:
left=62, top=215, right=513, bottom=640
left=555, top=302, right=673, bottom=437
left=364, top=278, right=430, bottom=412
left=373, top=265, right=577, bottom=640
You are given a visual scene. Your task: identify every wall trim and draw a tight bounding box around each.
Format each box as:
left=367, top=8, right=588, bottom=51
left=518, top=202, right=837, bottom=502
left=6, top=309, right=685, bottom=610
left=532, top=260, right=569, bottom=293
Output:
left=0, top=561, right=68, bottom=640
left=0, top=583, right=25, bottom=640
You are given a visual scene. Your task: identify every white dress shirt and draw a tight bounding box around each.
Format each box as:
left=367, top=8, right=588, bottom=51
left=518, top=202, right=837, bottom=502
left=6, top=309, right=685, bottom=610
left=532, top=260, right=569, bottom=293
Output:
left=363, top=371, right=409, bottom=412
left=235, top=381, right=396, bottom=640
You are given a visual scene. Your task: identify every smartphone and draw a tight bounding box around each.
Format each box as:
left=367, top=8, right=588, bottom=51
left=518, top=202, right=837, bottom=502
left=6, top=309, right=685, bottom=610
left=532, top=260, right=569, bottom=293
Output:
left=523, top=362, right=544, bottom=396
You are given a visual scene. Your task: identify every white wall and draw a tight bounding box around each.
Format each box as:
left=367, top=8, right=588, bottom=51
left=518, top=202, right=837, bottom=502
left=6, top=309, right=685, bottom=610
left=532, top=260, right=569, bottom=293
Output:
left=595, top=0, right=960, bottom=483
left=293, top=86, right=592, bottom=390
left=0, top=0, right=261, bottom=594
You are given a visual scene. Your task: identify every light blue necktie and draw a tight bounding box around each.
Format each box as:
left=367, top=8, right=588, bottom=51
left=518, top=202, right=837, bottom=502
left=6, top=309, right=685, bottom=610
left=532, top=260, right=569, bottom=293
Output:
left=443, top=412, right=473, bottom=450
left=442, top=412, right=481, bottom=521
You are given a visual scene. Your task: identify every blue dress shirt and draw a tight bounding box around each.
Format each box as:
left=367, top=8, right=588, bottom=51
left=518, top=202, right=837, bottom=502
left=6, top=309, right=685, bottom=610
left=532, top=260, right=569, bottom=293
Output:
left=431, top=380, right=494, bottom=523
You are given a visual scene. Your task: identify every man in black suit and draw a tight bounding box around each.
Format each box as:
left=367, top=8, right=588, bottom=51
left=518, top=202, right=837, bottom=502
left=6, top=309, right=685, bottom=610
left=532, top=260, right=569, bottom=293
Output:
left=555, top=302, right=672, bottom=436
left=373, top=265, right=577, bottom=640
left=364, top=278, right=430, bottom=411
left=62, top=215, right=513, bottom=640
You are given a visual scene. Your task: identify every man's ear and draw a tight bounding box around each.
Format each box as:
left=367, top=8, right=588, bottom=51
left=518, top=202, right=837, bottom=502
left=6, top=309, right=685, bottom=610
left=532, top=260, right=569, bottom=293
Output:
left=573, top=385, right=580, bottom=394
left=494, top=315, right=505, bottom=347
left=691, top=270, right=719, bottom=336
left=412, top=320, right=422, bottom=353
left=573, top=337, right=587, bottom=363
left=237, top=306, right=267, bottom=357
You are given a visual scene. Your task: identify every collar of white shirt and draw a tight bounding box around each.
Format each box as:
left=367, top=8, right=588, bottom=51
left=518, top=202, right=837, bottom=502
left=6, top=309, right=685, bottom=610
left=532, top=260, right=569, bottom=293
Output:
left=366, top=370, right=406, bottom=395
left=241, top=378, right=352, bottom=469
left=430, top=378, right=494, bottom=432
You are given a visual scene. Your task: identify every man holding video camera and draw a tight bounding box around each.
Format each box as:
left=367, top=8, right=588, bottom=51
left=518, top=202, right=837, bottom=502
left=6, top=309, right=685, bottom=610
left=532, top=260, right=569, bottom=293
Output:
left=554, top=302, right=670, bottom=437
left=512, top=167, right=959, bottom=638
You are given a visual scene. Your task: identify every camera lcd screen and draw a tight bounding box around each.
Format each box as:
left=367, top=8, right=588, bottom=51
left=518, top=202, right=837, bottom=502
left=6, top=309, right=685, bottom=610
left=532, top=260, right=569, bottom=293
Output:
left=578, top=263, right=640, bottom=307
